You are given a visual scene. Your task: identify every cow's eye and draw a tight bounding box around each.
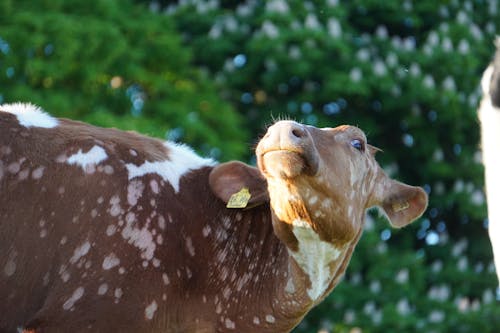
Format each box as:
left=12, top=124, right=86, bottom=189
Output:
left=350, top=139, right=365, bottom=152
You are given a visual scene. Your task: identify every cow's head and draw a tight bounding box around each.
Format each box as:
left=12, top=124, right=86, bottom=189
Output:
left=210, top=120, right=428, bottom=249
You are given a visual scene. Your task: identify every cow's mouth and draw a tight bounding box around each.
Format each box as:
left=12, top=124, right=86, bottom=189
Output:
left=258, top=149, right=314, bottom=179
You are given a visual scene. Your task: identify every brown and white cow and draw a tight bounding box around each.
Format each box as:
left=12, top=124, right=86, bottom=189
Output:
left=0, top=103, right=427, bottom=333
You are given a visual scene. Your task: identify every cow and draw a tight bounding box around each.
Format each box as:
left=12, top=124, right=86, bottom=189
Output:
left=479, top=36, right=500, bottom=290
left=0, top=103, right=428, bottom=332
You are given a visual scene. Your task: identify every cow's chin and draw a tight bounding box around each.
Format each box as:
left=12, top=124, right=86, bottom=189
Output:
left=260, top=150, right=307, bottom=180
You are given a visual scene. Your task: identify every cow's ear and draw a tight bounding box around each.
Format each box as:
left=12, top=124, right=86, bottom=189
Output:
left=209, top=161, right=269, bottom=206
left=374, top=177, right=428, bottom=228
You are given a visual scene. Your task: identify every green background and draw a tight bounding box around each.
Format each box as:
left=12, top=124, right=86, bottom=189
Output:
left=1, top=0, right=498, bottom=331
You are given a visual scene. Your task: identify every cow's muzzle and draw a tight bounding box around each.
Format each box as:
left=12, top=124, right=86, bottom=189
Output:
left=256, top=121, right=319, bottom=179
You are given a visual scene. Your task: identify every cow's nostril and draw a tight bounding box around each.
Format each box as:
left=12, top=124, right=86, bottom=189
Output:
left=291, top=128, right=304, bottom=138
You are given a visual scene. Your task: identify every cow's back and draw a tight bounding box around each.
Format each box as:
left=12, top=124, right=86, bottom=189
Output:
left=0, top=108, right=215, bottom=331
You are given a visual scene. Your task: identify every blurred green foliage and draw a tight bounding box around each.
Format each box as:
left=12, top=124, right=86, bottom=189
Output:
left=0, top=0, right=247, bottom=160
left=1, top=0, right=499, bottom=332
left=162, top=1, right=500, bottom=331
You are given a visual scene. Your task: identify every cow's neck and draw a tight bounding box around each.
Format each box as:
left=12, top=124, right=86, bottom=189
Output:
left=265, top=178, right=359, bottom=307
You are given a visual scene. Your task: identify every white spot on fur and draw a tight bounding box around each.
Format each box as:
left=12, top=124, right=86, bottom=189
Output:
left=63, top=287, right=84, bottom=310
left=1, top=103, right=58, bottom=128
left=66, top=146, right=107, bottom=172
left=69, top=241, right=91, bottom=264
left=202, top=225, right=211, bottom=237
left=97, top=283, right=108, bottom=295
left=127, top=180, right=144, bottom=206
left=121, top=219, right=156, bottom=262
left=162, top=273, right=170, bottom=285
left=186, top=237, right=195, bottom=256
left=109, top=195, right=122, bottom=217
left=150, top=180, right=159, bottom=194
left=157, top=216, right=166, bottom=230
left=106, top=224, right=117, bottom=236
left=124, top=142, right=215, bottom=193
left=265, top=315, right=276, bottom=323
left=102, top=253, right=120, bottom=270
left=285, top=277, right=296, bottom=294
left=114, top=288, right=123, bottom=302
left=4, top=257, right=16, bottom=277
left=145, top=300, right=158, bottom=320
left=290, top=219, right=343, bottom=301
left=225, top=318, right=235, bottom=329
left=253, top=316, right=260, bottom=325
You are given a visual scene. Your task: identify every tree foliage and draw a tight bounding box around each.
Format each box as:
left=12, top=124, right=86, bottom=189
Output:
left=0, top=0, right=247, bottom=160
left=163, top=0, right=500, bottom=332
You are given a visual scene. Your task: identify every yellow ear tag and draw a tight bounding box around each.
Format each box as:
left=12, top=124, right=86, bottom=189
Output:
left=392, top=201, right=410, bottom=212
left=226, top=188, right=251, bottom=209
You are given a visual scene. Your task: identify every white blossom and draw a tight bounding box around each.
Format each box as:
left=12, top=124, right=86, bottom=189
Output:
left=471, top=190, right=485, bottom=206
left=427, top=31, right=439, bottom=46
left=424, top=74, right=435, bottom=89
left=375, top=25, right=388, bottom=39
left=456, top=297, right=470, bottom=312
left=452, top=238, right=468, bottom=257
left=386, top=52, right=398, bottom=67
left=432, top=148, right=444, bottom=161
left=410, top=63, right=421, bottom=77
left=261, top=20, right=279, bottom=39
left=431, top=260, right=443, bottom=273
left=456, top=10, right=468, bottom=24
left=428, top=310, right=445, bottom=323
left=327, top=18, right=342, bottom=38
left=396, top=298, right=411, bottom=315
left=373, top=60, right=387, bottom=76
left=442, top=37, right=453, bottom=52
left=288, top=46, right=301, bottom=59
left=343, top=309, right=356, bottom=323
left=209, top=24, right=222, bottom=39
left=488, top=0, right=498, bottom=15
left=457, top=257, right=468, bottom=272
left=223, top=16, right=238, bottom=32
left=428, top=284, right=450, bottom=301
left=356, top=48, right=370, bottom=62
left=305, top=13, right=321, bottom=30
left=403, top=37, right=416, bottom=51
left=266, top=0, right=289, bottom=14
left=370, top=280, right=381, bottom=293
left=458, top=39, right=470, bottom=54
left=482, top=289, right=495, bottom=304
left=442, top=76, right=456, bottom=91
left=439, top=5, right=449, bottom=18
left=349, top=67, right=362, bottom=82
left=485, top=22, right=495, bottom=35
left=363, top=301, right=376, bottom=315
left=395, top=269, right=409, bottom=284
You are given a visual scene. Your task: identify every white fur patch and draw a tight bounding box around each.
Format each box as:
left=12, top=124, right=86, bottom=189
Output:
left=289, top=219, right=342, bottom=301
left=62, top=287, right=85, bottom=310
left=66, top=145, right=108, bottom=170
left=69, top=241, right=91, bottom=264
left=479, top=64, right=500, bottom=285
left=145, top=300, right=158, bottom=320
left=1, top=102, right=58, bottom=128
left=125, top=142, right=215, bottom=193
